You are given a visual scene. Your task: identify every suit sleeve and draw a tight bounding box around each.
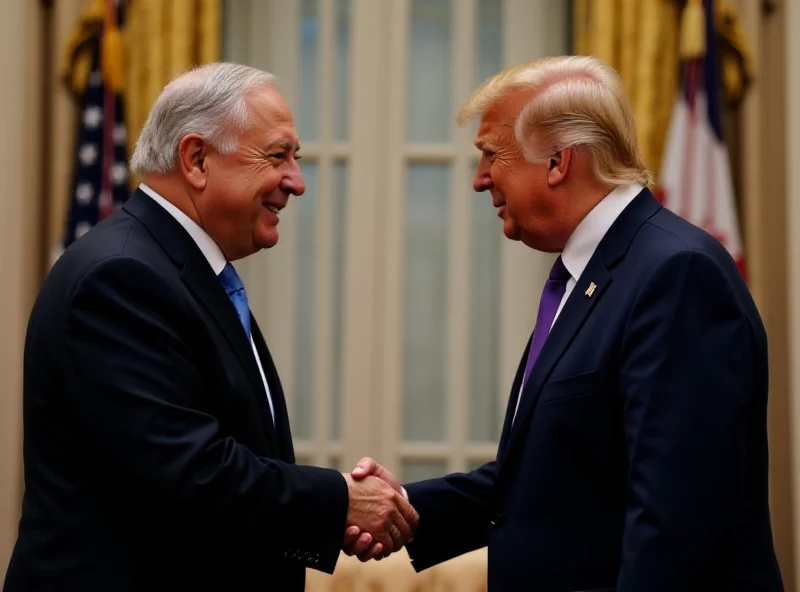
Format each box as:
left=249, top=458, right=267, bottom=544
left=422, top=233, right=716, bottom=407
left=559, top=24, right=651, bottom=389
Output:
left=403, top=461, right=497, bottom=571
left=62, top=256, right=348, bottom=573
left=616, top=250, right=755, bottom=591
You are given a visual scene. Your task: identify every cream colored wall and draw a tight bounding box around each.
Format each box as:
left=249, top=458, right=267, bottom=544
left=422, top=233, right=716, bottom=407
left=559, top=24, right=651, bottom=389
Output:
left=47, top=0, right=86, bottom=259
left=738, top=0, right=795, bottom=585
left=0, top=0, right=45, bottom=575
left=737, top=1, right=800, bottom=588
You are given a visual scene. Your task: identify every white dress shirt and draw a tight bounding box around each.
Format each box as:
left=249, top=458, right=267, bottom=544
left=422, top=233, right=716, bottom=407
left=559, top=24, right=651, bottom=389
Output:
left=139, top=183, right=276, bottom=423
left=513, top=183, right=644, bottom=422
left=553, top=183, right=644, bottom=326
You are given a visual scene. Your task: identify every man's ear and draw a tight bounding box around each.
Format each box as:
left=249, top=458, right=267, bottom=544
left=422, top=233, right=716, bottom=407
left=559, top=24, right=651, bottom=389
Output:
left=547, top=148, right=571, bottom=186
left=177, top=134, right=209, bottom=191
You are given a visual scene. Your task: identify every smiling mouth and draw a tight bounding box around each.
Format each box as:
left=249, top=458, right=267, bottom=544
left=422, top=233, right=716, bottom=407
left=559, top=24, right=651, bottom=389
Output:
left=264, top=204, right=282, bottom=214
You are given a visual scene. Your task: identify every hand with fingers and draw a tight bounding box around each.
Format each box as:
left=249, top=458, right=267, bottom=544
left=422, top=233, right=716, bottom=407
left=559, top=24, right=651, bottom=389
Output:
left=340, top=469, right=418, bottom=562
left=342, top=458, right=412, bottom=562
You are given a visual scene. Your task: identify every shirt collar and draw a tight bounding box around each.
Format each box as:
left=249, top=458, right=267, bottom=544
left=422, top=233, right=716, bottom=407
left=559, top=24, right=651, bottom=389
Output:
left=138, top=183, right=228, bottom=276
left=560, top=183, right=644, bottom=282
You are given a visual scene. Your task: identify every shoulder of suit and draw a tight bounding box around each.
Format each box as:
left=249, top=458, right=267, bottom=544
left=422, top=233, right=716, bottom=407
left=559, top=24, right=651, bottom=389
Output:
left=52, top=217, right=181, bottom=295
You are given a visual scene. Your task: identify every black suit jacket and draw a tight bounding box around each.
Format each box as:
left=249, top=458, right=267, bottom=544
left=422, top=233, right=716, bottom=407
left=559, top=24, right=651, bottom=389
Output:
left=4, top=190, right=348, bottom=592
left=405, top=190, right=784, bottom=591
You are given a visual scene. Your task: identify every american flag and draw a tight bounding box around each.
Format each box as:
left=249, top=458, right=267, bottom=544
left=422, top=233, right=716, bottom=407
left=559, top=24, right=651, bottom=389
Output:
left=57, top=0, right=129, bottom=259
left=658, top=0, right=746, bottom=278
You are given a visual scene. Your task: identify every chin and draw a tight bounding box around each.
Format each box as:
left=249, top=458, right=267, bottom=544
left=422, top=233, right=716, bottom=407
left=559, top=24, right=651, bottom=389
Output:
left=256, top=230, right=280, bottom=250
left=503, top=221, right=522, bottom=242
left=520, top=232, right=560, bottom=253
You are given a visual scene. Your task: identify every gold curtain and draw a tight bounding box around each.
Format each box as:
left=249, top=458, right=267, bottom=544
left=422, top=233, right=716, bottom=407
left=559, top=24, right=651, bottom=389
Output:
left=55, top=0, right=221, bottom=252
left=124, top=0, right=222, bottom=166
left=572, top=0, right=754, bottom=180
left=306, top=549, right=487, bottom=592
left=572, top=0, right=681, bottom=177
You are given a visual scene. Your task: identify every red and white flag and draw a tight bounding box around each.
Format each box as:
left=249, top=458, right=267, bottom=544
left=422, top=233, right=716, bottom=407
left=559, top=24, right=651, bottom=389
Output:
left=657, top=0, right=746, bottom=278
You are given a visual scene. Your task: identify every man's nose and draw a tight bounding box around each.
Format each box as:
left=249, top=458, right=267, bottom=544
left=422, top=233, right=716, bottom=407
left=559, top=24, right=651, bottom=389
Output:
left=283, top=162, right=306, bottom=196
left=473, top=167, right=492, bottom=193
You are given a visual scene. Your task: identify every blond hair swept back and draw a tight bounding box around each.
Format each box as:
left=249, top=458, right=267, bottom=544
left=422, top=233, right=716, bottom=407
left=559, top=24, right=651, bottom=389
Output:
left=457, top=55, right=653, bottom=188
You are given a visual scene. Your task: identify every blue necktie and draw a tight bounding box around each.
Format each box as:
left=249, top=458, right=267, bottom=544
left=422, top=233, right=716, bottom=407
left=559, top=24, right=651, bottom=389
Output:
left=219, top=263, right=251, bottom=340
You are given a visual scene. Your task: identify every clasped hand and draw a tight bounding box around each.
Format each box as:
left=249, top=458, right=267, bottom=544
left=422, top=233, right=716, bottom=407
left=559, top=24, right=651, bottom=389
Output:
left=341, top=458, right=415, bottom=562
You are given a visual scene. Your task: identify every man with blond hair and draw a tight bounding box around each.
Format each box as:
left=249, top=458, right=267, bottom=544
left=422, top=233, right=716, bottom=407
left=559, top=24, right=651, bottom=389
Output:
left=348, top=55, right=783, bottom=590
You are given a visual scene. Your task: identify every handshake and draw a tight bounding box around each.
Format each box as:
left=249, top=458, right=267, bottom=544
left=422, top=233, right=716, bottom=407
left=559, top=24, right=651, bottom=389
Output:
left=340, top=458, right=418, bottom=562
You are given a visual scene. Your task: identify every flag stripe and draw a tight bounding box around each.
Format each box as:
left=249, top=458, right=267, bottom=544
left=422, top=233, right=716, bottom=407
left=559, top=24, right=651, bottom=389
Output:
left=703, top=0, right=724, bottom=141
left=659, top=0, right=745, bottom=278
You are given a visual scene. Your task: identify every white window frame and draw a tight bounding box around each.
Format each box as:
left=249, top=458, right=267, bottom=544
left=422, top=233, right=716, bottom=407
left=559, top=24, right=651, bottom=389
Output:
left=224, top=0, right=568, bottom=476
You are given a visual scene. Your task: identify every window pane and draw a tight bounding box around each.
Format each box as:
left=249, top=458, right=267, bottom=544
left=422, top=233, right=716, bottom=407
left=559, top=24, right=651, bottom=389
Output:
left=293, top=161, right=318, bottom=440
left=475, top=0, right=503, bottom=87
left=298, top=0, right=319, bottom=141
left=403, top=164, right=449, bottom=442
left=469, top=181, right=502, bottom=442
left=407, top=0, right=452, bottom=143
left=334, top=0, right=351, bottom=141
left=471, top=0, right=503, bottom=137
left=403, top=461, right=447, bottom=483
left=331, top=162, right=348, bottom=440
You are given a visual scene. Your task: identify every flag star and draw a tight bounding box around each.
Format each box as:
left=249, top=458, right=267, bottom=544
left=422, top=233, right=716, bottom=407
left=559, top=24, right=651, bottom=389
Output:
left=79, top=144, right=98, bottom=166
left=110, top=163, right=129, bottom=186
left=88, top=70, right=103, bottom=87
left=75, top=222, right=92, bottom=239
left=83, top=106, right=103, bottom=129
left=113, top=123, right=127, bottom=145
left=75, top=183, right=94, bottom=205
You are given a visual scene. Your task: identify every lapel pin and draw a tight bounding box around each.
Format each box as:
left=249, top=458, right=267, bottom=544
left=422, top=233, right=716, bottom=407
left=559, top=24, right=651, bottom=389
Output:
left=585, top=282, right=597, bottom=298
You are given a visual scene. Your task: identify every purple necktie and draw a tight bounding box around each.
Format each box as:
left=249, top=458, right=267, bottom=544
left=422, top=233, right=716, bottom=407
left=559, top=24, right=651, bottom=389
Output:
left=514, top=256, right=571, bottom=420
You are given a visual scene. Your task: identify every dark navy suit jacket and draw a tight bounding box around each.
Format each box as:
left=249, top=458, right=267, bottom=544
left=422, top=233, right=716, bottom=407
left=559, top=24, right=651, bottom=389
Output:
left=405, top=190, right=784, bottom=591
left=4, top=190, right=348, bottom=592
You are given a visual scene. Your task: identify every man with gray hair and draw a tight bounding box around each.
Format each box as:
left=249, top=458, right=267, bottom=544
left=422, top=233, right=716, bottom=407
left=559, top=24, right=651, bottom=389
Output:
left=348, top=55, right=783, bottom=590
left=4, top=62, right=417, bottom=592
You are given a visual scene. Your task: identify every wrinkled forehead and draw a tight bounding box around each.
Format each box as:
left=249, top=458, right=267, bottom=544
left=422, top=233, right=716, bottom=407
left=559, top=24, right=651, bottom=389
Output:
left=473, top=87, right=538, bottom=149
left=473, top=124, right=509, bottom=153
left=244, top=86, right=299, bottom=142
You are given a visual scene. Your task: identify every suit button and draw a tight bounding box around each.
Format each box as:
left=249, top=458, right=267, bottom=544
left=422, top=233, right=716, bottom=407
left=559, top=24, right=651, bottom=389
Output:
left=490, top=513, right=503, bottom=527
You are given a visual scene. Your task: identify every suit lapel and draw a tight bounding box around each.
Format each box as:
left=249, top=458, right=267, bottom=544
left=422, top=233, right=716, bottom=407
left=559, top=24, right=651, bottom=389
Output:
left=503, top=260, right=611, bottom=456
left=181, top=250, right=280, bottom=452
left=123, top=189, right=280, bottom=452
left=499, top=189, right=663, bottom=466
left=497, top=343, right=529, bottom=461
left=251, top=318, right=295, bottom=463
